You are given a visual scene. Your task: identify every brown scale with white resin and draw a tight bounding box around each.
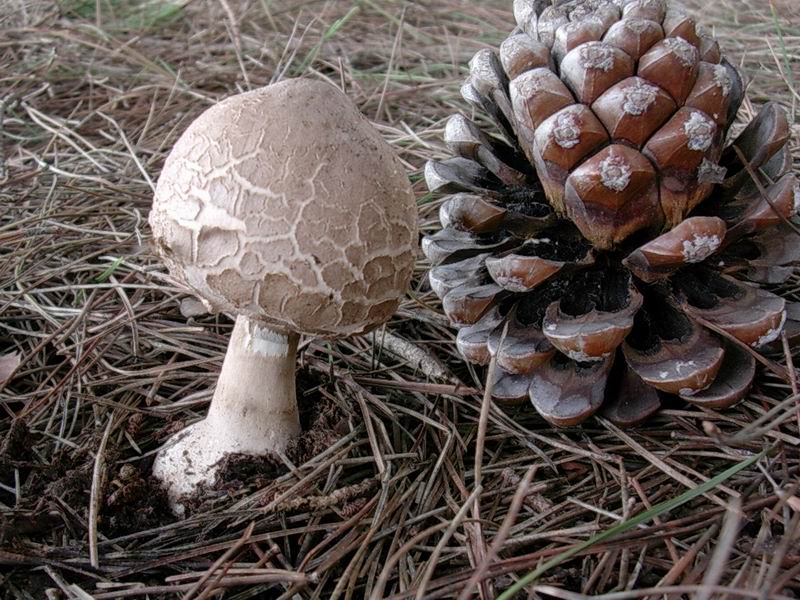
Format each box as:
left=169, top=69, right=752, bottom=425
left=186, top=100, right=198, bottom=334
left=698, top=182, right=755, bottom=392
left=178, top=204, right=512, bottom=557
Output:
left=423, top=0, right=799, bottom=426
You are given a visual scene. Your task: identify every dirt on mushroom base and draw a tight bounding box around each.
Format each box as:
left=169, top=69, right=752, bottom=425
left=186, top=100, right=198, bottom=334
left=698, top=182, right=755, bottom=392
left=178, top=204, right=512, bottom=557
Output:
left=0, top=372, right=347, bottom=538
left=187, top=374, right=351, bottom=513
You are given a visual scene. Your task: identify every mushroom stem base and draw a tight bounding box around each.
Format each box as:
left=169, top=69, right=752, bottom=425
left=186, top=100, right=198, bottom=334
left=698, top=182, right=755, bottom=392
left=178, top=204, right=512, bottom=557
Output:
left=153, top=315, right=300, bottom=513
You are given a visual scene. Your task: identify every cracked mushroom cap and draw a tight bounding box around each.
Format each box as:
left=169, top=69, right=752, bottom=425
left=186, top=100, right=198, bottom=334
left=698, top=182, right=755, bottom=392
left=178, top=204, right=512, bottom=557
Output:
left=150, top=79, right=418, bottom=337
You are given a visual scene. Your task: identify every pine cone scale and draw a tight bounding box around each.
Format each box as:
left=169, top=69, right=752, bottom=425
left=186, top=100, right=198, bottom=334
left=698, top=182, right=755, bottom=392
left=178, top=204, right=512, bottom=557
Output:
left=677, top=343, right=755, bottom=408
left=423, top=0, right=798, bottom=427
left=542, top=274, right=642, bottom=361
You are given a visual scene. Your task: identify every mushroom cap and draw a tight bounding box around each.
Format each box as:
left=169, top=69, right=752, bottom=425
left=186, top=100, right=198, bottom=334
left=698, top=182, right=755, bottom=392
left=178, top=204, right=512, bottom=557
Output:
left=150, top=79, right=418, bottom=337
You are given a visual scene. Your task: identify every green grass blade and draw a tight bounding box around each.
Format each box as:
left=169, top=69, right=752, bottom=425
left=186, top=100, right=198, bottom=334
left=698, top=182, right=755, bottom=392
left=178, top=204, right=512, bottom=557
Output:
left=59, top=0, right=185, bottom=31
left=769, top=2, right=797, bottom=96
left=496, top=448, right=767, bottom=600
left=95, top=256, right=124, bottom=283
left=293, top=5, right=361, bottom=76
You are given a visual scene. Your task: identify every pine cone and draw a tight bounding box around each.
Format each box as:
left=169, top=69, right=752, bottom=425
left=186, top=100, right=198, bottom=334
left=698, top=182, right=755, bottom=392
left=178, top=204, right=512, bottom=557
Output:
left=423, top=0, right=799, bottom=427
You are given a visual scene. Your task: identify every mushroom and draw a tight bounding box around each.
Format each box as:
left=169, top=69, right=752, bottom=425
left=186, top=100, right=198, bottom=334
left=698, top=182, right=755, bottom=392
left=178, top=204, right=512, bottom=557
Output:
left=149, top=79, right=417, bottom=510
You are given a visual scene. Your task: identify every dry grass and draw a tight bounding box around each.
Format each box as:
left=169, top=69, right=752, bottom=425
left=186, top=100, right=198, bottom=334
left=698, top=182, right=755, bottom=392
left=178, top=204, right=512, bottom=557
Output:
left=1, top=0, right=799, bottom=598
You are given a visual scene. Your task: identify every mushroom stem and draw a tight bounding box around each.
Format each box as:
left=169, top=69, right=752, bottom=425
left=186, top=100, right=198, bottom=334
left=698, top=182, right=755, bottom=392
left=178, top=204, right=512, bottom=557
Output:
left=153, top=315, right=300, bottom=511
left=207, top=315, right=300, bottom=446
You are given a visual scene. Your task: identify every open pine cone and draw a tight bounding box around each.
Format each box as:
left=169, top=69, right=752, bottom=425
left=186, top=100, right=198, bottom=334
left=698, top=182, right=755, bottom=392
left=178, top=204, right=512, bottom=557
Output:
left=423, top=0, right=800, bottom=427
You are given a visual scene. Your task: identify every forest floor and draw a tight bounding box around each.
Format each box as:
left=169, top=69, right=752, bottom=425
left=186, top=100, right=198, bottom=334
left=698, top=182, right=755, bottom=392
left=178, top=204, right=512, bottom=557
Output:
left=1, top=0, right=799, bottom=598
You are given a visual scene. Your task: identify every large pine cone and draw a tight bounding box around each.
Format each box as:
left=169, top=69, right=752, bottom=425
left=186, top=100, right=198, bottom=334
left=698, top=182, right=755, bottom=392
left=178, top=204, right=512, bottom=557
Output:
left=423, top=0, right=799, bottom=427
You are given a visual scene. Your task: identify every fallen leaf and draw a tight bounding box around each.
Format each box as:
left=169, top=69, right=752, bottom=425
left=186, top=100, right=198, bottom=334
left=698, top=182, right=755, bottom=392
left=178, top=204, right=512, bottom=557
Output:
left=0, top=352, right=21, bottom=385
left=180, top=297, right=209, bottom=318
left=786, top=495, right=800, bottom=513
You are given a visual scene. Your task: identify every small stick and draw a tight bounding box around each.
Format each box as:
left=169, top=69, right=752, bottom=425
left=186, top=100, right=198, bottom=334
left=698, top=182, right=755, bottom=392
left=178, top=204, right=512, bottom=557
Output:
left=629, top=477, right=680, bottom=564
left=377, top=330, right=455, bottom=383
left=531, top=584, right=795, bottom=600
left=696, top=499, right=743, bottom=600
left=654, top=523, right=720, bottom=599
left=92, top=572, right=311, bottom=599
left=218, top=0, right=251, bottom=89
left=182, top=522, right=255, bottom=600
left=89, top=412, right=116, bottom=568
left=456, top=466, right=537, bottom=600
left=415, top=485, right=484, bottom=600
left=780, top=331, right=799, bottom=433
left=370, top=517, right=475, bottom=600
left=762, top=511, right=800, bottom=600
left=354, top=376, right=478, bottom=396
left=601, top=420, right=732, bottom=508
left=375, top=7, right=405, bottom=122
left=470, top=337, right=504, bottom=600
